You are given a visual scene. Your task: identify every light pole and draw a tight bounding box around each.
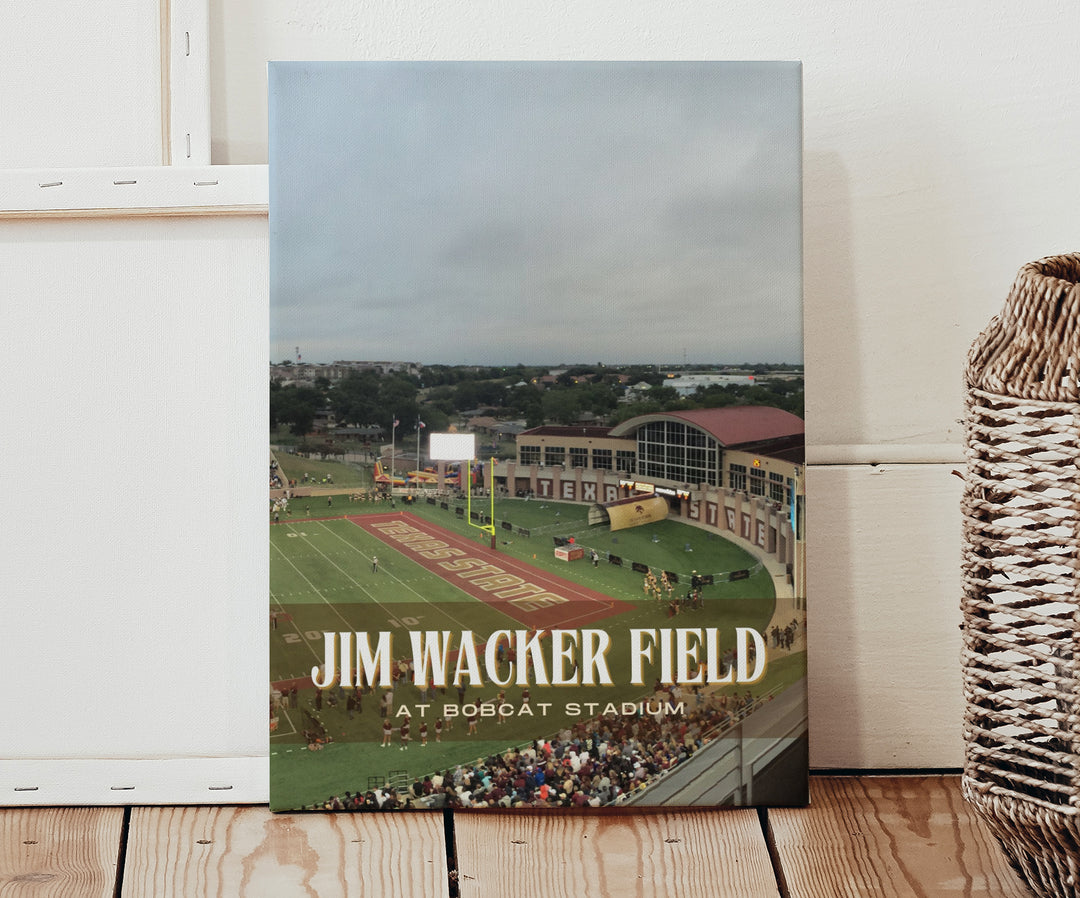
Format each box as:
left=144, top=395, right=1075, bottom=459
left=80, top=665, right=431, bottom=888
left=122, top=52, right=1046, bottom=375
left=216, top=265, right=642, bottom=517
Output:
left=390, top=415, right=398, bottom=494
left=416, top=418, right=425, bottom=493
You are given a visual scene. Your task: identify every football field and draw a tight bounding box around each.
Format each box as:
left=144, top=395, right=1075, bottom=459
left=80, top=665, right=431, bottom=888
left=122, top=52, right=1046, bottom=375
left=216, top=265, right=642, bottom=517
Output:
left=269, top=496, right=782, bottom=809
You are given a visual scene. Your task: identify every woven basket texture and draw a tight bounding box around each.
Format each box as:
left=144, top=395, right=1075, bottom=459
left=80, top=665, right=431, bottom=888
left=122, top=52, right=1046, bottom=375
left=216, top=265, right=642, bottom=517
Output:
left=962, top=254, right=1080, bottom=897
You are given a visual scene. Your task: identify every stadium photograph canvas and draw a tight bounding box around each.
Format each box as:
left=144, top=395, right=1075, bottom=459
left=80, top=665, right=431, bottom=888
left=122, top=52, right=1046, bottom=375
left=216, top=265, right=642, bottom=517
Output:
left=269, top=61, right=805, bottom=812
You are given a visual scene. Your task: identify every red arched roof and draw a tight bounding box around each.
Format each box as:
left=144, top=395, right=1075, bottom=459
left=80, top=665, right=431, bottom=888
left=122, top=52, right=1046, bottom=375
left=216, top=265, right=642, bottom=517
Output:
left=608, top=406, right=803, bottom=447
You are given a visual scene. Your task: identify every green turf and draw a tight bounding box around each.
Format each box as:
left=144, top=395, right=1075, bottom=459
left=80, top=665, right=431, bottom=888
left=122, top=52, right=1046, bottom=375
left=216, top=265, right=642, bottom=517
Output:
left=281, top=494, right=774, bottom=600
left=270, top=496, right=790, bottom=810
left=272, top=452, right=373, bottom=490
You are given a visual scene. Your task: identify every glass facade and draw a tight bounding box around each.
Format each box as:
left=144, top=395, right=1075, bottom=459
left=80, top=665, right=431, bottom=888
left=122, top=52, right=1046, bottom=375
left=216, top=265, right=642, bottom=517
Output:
left=544, top=446, right=565, bottom=467
left=729, top=463, right=747, bottom=491
left=769, top=471, right=786, bottom=503
left=636, top=420, right=719, bottom=486
left=519, top=444, right=540, bottom=465
left=569, top=447, right=588, bottom=468
left=592, top=448, right=613, bottom=470
left=749, top=465, right=766, bottom=497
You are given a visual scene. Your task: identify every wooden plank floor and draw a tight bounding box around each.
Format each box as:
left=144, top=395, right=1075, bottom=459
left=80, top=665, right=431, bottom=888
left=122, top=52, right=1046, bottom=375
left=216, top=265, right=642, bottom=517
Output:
left=0, top=776, right=1035, bottom=897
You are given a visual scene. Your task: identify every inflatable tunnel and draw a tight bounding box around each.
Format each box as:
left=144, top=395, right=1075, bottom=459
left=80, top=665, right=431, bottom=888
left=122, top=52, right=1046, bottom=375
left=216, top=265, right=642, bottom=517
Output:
left=588, top=493, right=670, bottom=532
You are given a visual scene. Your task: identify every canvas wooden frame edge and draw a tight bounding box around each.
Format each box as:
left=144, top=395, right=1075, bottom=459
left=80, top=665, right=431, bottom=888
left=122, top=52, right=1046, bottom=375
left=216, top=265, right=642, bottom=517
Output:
left=0, top=758, right=269, bottom=807
left=0, top=165, right=268, bottom=218
left=0, top=0, right=268, bottom=217
left=162, top=0, right=210, bottom=166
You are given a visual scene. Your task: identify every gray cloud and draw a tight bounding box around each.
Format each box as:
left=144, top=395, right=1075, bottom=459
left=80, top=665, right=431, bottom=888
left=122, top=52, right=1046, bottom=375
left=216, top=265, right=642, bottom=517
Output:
left=270, top=62, right=803, bottom=366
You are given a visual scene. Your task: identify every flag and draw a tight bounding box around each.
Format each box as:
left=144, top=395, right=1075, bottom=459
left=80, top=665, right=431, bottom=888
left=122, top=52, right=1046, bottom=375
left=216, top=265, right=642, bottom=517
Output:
left=393, top=418, right=399, bottom=428
left=417, top=420, right=426, bottom=429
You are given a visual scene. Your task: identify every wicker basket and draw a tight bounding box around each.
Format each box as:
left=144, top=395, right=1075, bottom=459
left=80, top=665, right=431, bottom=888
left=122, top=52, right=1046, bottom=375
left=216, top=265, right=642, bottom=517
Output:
left=962, top=254, right=1080, bottom=897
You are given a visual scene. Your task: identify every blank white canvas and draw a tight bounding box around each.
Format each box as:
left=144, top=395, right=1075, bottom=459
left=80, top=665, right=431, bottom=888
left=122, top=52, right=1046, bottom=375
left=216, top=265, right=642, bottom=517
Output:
left=0, top=215, right=267, bottom=767
left=2, top=1, right=163, bottom=168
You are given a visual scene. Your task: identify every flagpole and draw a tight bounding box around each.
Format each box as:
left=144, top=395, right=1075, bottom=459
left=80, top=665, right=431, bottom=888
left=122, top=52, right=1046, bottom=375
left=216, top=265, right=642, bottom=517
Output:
left=489, top=456, right=495, bottom=549
left=416, top=418, right=423, bottom=490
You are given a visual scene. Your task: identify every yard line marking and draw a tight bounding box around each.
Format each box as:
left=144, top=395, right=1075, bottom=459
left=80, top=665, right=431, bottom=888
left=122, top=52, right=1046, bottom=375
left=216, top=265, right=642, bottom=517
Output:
left=269, top=582, right=324, bottom=669
left=270, top=707, right=298, bottom=738
left=312, top=519, right=520, bottom=632
left=270, top=531, right=362, bottom=631
left=271, top=521, right=514, bottom=684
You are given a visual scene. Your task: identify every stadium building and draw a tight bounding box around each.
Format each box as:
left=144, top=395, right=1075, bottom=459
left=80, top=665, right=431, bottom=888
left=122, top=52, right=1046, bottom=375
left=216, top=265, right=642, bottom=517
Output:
left=484, top=406, right=805, bottom=597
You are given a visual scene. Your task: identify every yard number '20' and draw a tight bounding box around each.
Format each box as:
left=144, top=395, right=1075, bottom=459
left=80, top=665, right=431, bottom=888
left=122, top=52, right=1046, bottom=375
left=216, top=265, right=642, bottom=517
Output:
left=283, top=631, right=324, bottom=644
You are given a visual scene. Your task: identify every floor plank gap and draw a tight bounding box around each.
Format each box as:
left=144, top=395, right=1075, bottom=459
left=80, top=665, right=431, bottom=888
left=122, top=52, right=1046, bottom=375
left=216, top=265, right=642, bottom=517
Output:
left=112, top=806, right=131, bottom=898
left=444, top=809, right=459, bottom=898
left=758, top=808, right=790, bottom=898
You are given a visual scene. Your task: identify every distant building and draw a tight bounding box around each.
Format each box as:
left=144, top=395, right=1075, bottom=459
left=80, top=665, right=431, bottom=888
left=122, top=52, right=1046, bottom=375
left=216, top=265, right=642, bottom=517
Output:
left=313, top=409, right=337, bottom=432
left=333, top=425, right=385, bottom=441
left=619, top=381, right=656, bottom=402
left=663, top=373, right=756, bottom=396
left=270, top=360, right=420, bottom=384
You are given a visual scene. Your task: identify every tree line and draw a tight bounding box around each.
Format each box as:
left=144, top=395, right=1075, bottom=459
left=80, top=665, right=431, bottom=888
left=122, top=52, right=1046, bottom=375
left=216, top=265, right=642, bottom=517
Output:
left=270, top=364, right=803, bottom=437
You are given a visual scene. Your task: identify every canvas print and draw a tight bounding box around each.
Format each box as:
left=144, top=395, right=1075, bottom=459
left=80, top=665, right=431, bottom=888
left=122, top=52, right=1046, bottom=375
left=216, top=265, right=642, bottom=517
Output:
left=269, top=61, right=805, bottom=812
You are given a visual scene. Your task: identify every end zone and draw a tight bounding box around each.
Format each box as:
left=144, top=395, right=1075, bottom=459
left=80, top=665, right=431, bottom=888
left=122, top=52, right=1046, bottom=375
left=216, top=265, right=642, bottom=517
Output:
left=351, top=512, right=633, bottom=630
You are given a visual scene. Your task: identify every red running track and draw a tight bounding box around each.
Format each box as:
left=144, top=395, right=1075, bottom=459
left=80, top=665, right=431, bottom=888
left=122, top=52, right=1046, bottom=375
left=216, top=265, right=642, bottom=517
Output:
left=350, top=511, right=633, bottom=631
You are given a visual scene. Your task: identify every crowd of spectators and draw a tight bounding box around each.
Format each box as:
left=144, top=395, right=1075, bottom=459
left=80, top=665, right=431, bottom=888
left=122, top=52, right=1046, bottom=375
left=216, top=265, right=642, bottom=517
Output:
left=306, top=684, right=772, bottom=811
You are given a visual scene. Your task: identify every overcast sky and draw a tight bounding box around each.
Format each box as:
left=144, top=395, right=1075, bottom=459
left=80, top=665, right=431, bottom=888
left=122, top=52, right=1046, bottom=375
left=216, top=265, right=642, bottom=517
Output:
left=270, top=62, right=802, bottom=367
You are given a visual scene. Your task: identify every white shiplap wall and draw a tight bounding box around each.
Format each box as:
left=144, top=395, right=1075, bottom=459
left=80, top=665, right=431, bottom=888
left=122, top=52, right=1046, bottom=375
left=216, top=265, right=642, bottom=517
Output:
left=4, top=0, right=1080, bottom=803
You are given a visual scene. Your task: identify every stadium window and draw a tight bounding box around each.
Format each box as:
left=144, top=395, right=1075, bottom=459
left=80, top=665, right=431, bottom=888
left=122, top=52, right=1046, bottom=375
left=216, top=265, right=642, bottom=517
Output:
left=685, top=446, right=711, bottom=486
left=769, top=471, right=786, bottom=503
left=643, top=459, right=665, bottom=479
left=729, top=463, right=747, bottom=491
left=639, top=434, right=667, bottom=480
left=544, top=446, right=566, bottom=467
left=666, top=443, right=686, bottom=476
left=519, top=445, right=540, bottom=465
left=636, top=421, right=719, bottom=486
left=749, top=466, right=766, bottom=496
left=569, top=447, right=588, bottom=468
left=592, top=448, right=613, bottom=470
left=615, top=450, right=636, bottom=472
